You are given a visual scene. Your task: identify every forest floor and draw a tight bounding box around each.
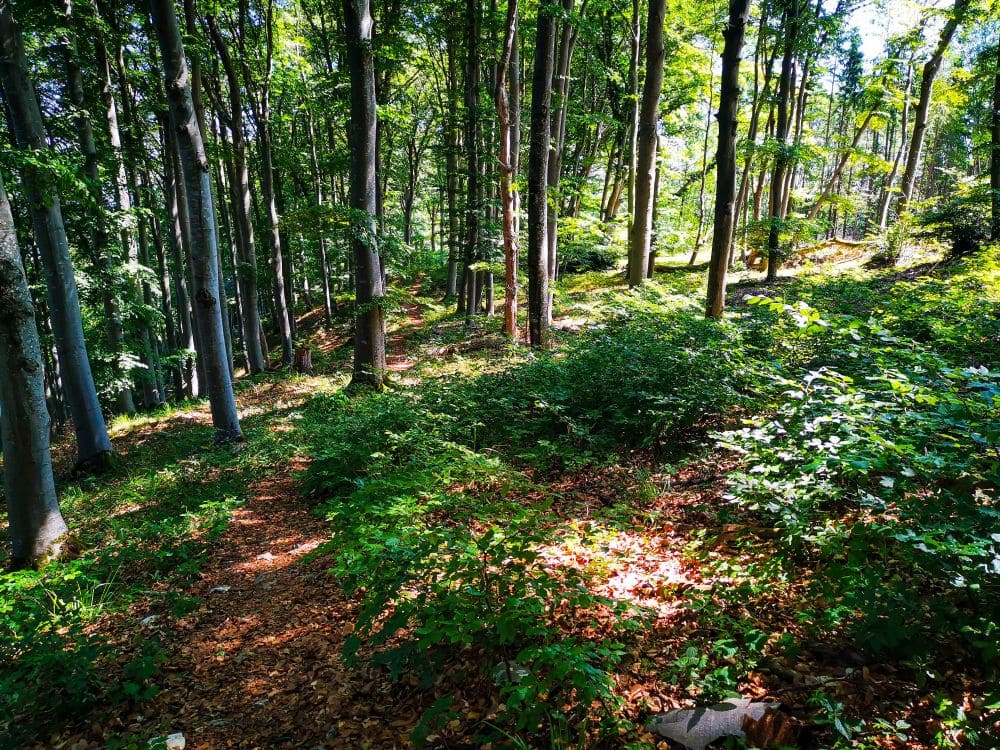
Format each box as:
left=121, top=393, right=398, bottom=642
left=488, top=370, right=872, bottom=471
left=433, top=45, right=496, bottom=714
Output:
left=5, top=246, right=999, bottom=750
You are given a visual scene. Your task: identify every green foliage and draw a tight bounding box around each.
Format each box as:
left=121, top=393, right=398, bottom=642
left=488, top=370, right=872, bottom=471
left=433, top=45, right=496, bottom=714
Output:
left=719, top=299, right=1000, bottom=661
left=302, top=305, right=767, bottom=743
left=915, top=177, right=993, bottom=258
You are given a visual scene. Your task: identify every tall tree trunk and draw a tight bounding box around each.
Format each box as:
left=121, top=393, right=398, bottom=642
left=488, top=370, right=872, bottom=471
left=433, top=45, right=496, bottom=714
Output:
left=150, top=0, right=243, bottom=443
left=528, top=1, right=556, bottom=346
left=463, top=0, right=482, bottom=327
left=877, top=64, right=912, bottom=229
left=991, top=40, right=1000, bottom=240
left=627, top=0, right=666, bottom=287
left=690, top=52, right=716, bottom=266
left=0, top=171, right=68, bottom=568
left=0, top=2, right=113, bottom=470
left=305, top=105, right=334, bottom=323
left=63, top=0, right=137, bottom=416
left=625, top=0, right=640, bottom=219
left=545, top=0, right=584, bottom=312
left=206, top=15, right=267, bottom=373
left=496, top=0, right=519, bottom=340
left=765, top=0, right=799, bottom=283
left=344, top=0, right=386, bottom=387
left=896, top=0, right=969, bottom=219
left=706, top=0, right=751, bottom=319
left=446, top=31, right=461, bottom=298
left=807, top=110, right=875, bottom=220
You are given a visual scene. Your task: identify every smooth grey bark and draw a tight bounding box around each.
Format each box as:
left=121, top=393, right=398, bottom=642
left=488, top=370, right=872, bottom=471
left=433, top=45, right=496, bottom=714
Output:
left=896, top=0, right=969, bottom=218
left=344, top=0, right=386, bottom=388
left=765, top=0, right=799, bottom=283
left=0, top=1, right=113, bottom=470
left=150, top=0, right=243, bottom=443
left=240, top=1, right=294, bottom=366
left=206, top=15, right=267, bottom=374
left=0, top=171, right=68, bottom=568
left=305, top=105, right=334, bottom=323
left=545, top=0, right=584, bottom=308
left=63, top=0, right=137, bottom=416
left=627, top=0, right=666, bottom=287
left=527, top=0, right=556, bottom=346
left=706, top=0, right=751, bottom=319
left=463, top=0, right=482, bottom=328
left=496, top=0, right=519, bottom=340
left=991, top=41, right=1000, bottom=240
left=877, top=64, right=912, bottom=229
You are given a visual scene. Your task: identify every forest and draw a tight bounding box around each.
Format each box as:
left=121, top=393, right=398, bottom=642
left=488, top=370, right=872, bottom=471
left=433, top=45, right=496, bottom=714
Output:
left=0, top=0, right=998, bottom=746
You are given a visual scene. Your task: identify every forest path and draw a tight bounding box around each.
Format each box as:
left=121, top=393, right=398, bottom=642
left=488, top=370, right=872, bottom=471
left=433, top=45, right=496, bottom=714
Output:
left=100, top=288, right=439, bottom=749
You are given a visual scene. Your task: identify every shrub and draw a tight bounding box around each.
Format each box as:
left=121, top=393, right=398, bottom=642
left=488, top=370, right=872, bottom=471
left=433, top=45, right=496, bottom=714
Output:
left=719, top=301, right=1000, bottom=661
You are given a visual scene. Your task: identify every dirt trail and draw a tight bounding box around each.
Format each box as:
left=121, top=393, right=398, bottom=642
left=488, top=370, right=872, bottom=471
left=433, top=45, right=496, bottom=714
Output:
left=92, top=290, right=438, bottom=749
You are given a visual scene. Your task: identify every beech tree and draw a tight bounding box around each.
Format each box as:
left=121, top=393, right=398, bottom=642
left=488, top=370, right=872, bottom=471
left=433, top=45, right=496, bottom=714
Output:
left=627, top=0, right=666, bottom=288
left=0, top=0, right=113, bottom=471
left=706, top=0, right=752, bottom=318
left=896, top=0, right=970, bottom=219
left=527, top=0, right=556, bottom=346
left=0, top=170, right=68, bottom=568
left=150, top=0, right=243, bottom=443
left=344, top=0, right=386, bottom=386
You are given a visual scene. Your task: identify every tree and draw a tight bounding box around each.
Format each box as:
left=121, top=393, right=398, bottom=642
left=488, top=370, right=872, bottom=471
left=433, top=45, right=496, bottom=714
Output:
left=206, top=13, right=267, bottom=374
left=627, top=0, right=666, bottom=287
left=0, top=170, right=68, bottom=568
left=992, top=40, right=1000, bottom=240
left=896, top=0, right=970, bottom=218
left=527, top=0, right=556, bottom=345
left=344, top=0, right=386, bottom=387
left=705, top=0, right=751, bottom=319
left=0, top=0, right=113, bottom=471
left=765, top=0, right=800, bottom=283
left=495, top=0, right=519, bottom=340
left=150, top=0, right=243, bottom=443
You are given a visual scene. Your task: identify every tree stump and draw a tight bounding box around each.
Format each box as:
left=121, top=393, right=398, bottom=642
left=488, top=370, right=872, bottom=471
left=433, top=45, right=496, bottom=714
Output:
left=293, top=347, right=313, bottom=374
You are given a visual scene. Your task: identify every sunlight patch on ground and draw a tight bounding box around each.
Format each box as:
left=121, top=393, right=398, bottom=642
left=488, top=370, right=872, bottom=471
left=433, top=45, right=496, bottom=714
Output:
left=537, top=524, right=700, bottom=622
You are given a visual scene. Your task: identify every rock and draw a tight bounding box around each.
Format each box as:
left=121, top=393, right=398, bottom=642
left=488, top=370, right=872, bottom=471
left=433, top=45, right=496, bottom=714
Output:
left=140, top=615, right=158, bottom=626
left=493, top=661, right=531, bottom=686
left=209, top=585, right=231, bottom=594
left=164, top=733, right=186, bottom=750
left=647, top=698, right=781, bottom=750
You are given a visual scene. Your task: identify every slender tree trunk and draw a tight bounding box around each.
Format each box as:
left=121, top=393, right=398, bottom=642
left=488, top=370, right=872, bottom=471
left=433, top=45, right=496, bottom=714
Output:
left=305, top=107, right=334, bottom=323
left=765, top=0, right=799, bottom=283
left=808, top=110, right=875, bottom=220
left=706, top=0, right=751, bottom=319
left=446, top=32, right=461, bottom=298
left=627, top=0, right=666, bottom=287
left=896, top=0, right=969, bottom=219
left=150, top=0, right=243, bottom=443
left=991, top=40, right=1000, bottom=240
left=496, top=0, right=519, bottom=340
left=0, top=2, right=113, bottom=470
left=0, top=171, right=68, bottom=568
left=463, top=0, right=482, bottom=328
left=690, top=53, right=716, bottom=266
left=63, top=0, right=137, bottom=416
left=206, top=15, right=266, bottom=373
left=344, top=0, right=386, bottom=387
left=877, top=64, right=912, bottom=229
left=528, top=1, right=556, bottom=346
left=625, top=0, right=640, bottom=219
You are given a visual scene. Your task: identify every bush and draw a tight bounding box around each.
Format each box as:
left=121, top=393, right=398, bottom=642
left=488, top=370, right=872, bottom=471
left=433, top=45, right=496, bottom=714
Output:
left=916, top=178, right=992, bottom=258
left=719, top=300, right=1000, bottom=661
left=302, top=307, right=766, bottom=743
